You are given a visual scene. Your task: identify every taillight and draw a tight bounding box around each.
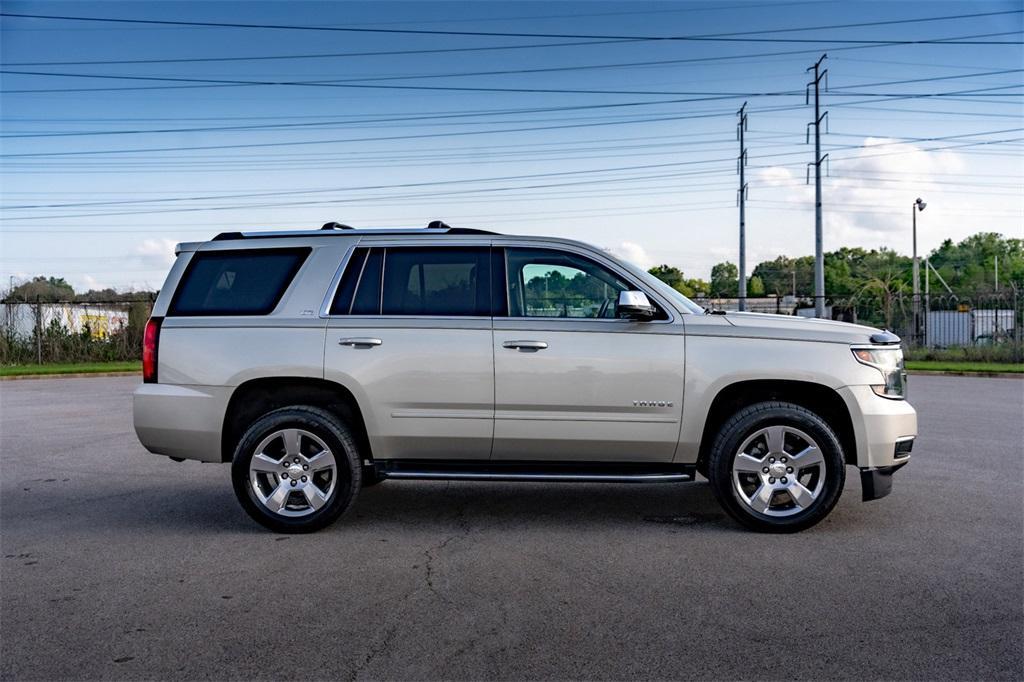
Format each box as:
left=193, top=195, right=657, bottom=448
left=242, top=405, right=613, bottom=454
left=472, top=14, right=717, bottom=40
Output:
left=142, top=317, right=162, bottom=383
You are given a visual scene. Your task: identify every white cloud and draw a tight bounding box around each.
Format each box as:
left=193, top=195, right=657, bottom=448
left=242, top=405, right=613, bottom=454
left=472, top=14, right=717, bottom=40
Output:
left=750, top=138, right=1008, bottom=257
left=135, top=238, right=178, bottom=268
left=82, top=274, right=110, bottom=290
left=607, top=241, right=653, bottom=270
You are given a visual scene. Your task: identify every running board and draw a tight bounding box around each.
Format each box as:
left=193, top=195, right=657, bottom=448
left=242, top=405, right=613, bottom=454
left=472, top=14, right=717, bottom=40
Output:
left=377, top=460, right=695, bottom=484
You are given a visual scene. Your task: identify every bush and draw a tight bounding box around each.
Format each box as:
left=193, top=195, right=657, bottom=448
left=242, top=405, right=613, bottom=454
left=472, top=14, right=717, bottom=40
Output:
left=904, top=344, right=1024, bottom=364
left=0, top=302, right=150, bottom=366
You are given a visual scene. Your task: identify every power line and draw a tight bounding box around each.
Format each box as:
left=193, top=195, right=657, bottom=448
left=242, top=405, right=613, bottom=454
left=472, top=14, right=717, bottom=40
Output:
left=0, top=108, right=783, bottom=159
left=0, top=100, right=737, bottom=139
left=828, top=68, right=1024, bottom=90
left=6, top=68, right=1020, bottom=140
left=0, top=85, right=1018, bottom=162
left=0, top=159, right=745, bottom=215
left=5, top=124, right=1017, bottom=175
left=1, top=39, right=642, bottom=67
left=0, top=1, right=828, bottom=33
left=6, top=39, right=1021, bottom=96
left=5, top=133, right=1020, bottom=220
left=0, top=68, right=814, bottom=97
left=830, top=102, right=1023, bottom=119
left=5, top=8, right=1019, bottom=67
left=0, top=165, right=745, bottom=221
left=2, top=9, right=1020, bottom=42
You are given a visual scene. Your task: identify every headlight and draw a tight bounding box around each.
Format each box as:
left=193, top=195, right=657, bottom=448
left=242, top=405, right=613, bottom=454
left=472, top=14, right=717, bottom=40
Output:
left=852, top=347, right=906, bottom=399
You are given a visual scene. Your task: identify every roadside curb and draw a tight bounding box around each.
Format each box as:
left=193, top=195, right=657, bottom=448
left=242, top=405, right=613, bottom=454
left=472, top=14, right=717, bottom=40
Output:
left=907, top=370, right=1023, bottom=379
left=0, top=371, right=140, bottom=381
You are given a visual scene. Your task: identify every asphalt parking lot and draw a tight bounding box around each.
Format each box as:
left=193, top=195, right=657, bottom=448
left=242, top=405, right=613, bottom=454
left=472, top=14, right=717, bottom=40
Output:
left=1, top=374, right=1021, bottom=680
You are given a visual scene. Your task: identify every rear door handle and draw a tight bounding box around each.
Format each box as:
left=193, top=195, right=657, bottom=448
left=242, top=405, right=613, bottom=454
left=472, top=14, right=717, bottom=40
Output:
left=502, top=340, right=548, bottom=352
left=339, top=337, right=382, bottom=348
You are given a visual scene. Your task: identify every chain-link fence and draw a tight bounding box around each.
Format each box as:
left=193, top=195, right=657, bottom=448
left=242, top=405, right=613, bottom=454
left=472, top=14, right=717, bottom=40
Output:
left=695, top=289, right=1022, bottom=355
left=0, top=300, right=154, bottom=365
left=1, top=290, right=1020, bottom=365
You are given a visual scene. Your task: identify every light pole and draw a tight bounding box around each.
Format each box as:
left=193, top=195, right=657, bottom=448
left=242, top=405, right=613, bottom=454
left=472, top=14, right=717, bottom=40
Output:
left=912, top=197, right=926, bottom=345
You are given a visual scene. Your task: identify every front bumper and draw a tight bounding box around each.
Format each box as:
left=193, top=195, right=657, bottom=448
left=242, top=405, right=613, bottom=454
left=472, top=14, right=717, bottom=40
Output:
left=837, top=385, right=917, bottom=502
left=838, top=385, right=918, bottom=469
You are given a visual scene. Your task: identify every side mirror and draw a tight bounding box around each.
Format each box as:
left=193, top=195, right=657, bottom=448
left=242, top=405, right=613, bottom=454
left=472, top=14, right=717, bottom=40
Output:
left=617, top=290, right=656, bottom=320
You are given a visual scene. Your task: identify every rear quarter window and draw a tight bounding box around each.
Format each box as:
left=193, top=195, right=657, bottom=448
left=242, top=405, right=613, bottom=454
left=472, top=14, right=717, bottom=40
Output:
left=169, top=248, right=310, bottom=316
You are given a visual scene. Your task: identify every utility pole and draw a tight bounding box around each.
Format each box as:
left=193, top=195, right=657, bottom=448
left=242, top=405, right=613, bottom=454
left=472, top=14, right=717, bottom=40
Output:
left=925, top=257, right=930, bottom=347
left=912, top=197, right=926, bottom=345
left=737, top=101, right=748, bottom=311
left=806, top=54, right=828, bottom=319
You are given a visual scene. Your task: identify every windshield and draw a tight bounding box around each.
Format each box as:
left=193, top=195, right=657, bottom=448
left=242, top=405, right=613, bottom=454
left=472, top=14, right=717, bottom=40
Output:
left=610, top=255, right=704, bottom=315
left=644, top=276, right=706, bottom=315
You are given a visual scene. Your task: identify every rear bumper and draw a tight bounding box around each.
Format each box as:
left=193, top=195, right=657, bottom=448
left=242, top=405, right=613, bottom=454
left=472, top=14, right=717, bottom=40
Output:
left=133, top=383, right=230, bottom=462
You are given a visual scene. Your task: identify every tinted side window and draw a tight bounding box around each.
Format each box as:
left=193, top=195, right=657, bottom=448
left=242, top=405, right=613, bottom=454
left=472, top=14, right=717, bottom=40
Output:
left=382, top=247, right=489, bottom=316
left=351, top=249, right=382, bottom=315
left=505, top=248, right=648, bottom=319
left=169, top=248, right=309, bottom=316
left=329, top=247, right=368, bottom=315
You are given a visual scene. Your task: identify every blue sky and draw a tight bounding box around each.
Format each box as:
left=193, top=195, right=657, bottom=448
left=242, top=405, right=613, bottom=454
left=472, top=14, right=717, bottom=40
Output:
left=1, top=0, right=1021, bottom=292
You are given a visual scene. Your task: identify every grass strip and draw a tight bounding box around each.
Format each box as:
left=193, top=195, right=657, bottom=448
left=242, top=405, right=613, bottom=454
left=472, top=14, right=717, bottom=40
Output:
left=0, top=361, right=141, bottom=377
left=905, top=360, right=1023, bottom=374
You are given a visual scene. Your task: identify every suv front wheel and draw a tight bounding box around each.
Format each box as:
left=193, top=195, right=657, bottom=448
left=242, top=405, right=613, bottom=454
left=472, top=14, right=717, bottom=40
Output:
left=231, top=406, right=362, bottom=533
left=707, top=401, right=846, bottom=533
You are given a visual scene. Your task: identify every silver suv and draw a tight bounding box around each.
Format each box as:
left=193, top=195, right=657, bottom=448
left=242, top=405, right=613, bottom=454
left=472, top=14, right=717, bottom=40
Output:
left=133, top=222, right=917, bottom=533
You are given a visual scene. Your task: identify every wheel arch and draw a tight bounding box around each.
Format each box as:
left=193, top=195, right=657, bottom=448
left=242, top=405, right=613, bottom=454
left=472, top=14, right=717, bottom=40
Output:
left=221, top=377, right=371, bottom=464
left=697, top=379, right=857, bottom=471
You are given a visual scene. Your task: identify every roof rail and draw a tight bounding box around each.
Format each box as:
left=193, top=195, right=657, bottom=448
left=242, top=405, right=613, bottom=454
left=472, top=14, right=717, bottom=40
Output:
left=211, top=222, right=498, bottom=241
left=425, top=220, right=496, bottom=235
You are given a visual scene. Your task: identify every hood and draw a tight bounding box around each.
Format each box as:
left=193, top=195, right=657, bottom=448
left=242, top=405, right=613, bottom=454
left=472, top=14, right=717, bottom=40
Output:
left=713, top=311, right=888, bottom=345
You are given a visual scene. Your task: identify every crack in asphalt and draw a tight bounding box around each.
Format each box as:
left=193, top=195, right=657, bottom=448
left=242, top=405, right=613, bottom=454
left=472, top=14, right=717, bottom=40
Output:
left=422, top=488, right=471, bottom=602
left=349, top=489, right=472, bottom=680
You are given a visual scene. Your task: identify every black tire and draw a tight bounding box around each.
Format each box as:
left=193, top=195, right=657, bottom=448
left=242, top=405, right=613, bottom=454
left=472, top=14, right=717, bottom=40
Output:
left=231, top=406, right=362, bottom=533
left=707, top=401, right=846, bottom=533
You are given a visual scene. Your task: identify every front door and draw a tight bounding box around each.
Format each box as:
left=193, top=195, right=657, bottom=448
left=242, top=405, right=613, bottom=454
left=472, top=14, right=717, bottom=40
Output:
left=324, top=244, right=494, bottom=460
left=492, top=246, right=685, bottom=462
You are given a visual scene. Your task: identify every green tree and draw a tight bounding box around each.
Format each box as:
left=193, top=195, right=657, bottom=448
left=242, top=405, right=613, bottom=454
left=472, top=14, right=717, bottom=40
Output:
left=647, top=265, right=709, bottom=298
left=710, top=261, right=738, bottom=297
left=926, top=232, right=1023, bottom=294
left=824, top=247, right=910, bottom=297
left=7, top=276, right=74, bottom=302
left=647, top=264, right=685, bottom=290
left=682, top=277, right=711, bottom=298
left=752, top=255, right=814, bottom=296
left=747, top=275, right=765, bottom=297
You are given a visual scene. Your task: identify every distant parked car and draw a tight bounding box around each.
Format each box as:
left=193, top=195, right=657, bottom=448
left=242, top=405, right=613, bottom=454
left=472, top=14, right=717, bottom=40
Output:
left=134, top=222, right=916, bottom=533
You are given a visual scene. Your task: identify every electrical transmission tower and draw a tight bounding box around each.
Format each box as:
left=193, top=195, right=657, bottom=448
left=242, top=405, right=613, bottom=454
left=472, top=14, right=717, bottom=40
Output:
left=806, top=54, right=829, bottom=318
left=737, top=101, right=748, bottom=311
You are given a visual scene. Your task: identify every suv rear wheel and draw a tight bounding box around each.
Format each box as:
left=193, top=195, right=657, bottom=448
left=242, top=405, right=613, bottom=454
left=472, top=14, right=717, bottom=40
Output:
left=230, top=406, right=362, bottom=533
left=707, top=401, right=845, bottom=533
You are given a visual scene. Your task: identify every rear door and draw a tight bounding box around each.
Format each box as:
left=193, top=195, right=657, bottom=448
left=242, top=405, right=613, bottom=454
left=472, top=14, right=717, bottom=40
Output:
left=492, top=244, right=685, bottom=462
left=324, top=242, right=495, bottom=460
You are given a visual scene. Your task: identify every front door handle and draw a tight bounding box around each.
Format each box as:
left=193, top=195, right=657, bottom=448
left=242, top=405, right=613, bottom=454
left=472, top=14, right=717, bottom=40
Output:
left=339, top=337, right=382, bottom=348
left=502, top=340, right=548, bottom=352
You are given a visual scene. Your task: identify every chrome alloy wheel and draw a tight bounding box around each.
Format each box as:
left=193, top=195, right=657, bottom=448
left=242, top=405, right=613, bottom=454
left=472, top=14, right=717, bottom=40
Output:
left=248, top=428, right=337, bottom=517
left=731, top=425, right=826, bottom=518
